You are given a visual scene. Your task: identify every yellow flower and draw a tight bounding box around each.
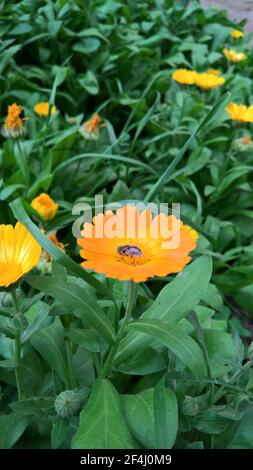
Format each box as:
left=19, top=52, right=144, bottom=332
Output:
left=31, top=193, right=59, bottom=221
left=0, top=222, right=41, bottom=288
left=225, top=102, right=253, bottom=123
left=207, top=69, right=220, bottom=76
left=34, top=102, right=57, bottom=117
left=2, top=103, right=26, bottom=138
left=172, top=69, right=196, bottom=85
left=194, top=72, right=225, bottom=90
left=79, top=113, right=105, bottom=141
left=223, top=48, right=247, bottom=62
left=231, top=29, right=244, bottom=39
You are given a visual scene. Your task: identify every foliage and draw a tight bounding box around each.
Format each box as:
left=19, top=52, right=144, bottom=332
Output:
left=0, top=0, right=253, bottom=449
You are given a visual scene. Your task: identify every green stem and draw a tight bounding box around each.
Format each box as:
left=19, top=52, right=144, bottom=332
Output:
left=16, top=139, right=29, bottom=187
left=100, top=281, right=138, bottom=378
left=11, top=291, right=25, bottom=401
left=65, top=339, right=76, bottom=390
left=213, top=361, right=252, bottom=405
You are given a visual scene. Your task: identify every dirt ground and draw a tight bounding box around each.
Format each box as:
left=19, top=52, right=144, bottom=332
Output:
left=200, top=0, right=253, bottom=33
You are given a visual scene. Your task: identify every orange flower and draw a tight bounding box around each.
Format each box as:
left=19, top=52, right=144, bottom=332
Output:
left=0, top=222, right=41, bottom=287
left=34, top=102, right=57, bottom=117
left=77, top=206, right=198, bottom=283
left=31, top=193, right=58, bottom=221
left=172, top=69, right=196, bottom=85
left=79, top=113, right=105, bottom=140
left=223, top=48, right=247, bottom=62
left=44, top=233, right=67, bottom=262
left=242, top=135, right=251, bottom=144
left=2, top=103, right=26, bottom=138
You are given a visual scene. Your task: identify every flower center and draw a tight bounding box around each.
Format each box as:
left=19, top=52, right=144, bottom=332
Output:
left=0, top=261, right=22, bottom=287
left=117, top=245, right=146, bottom=265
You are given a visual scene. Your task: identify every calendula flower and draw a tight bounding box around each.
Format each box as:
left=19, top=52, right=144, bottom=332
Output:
left=225, top=102, right=253, bottom=123
left=79, top=113, right=105, bottom=141
left=172, top=69, right=196, bottom=85
left=223, top=48, right=247, bottom=62
left=242, top=135, right=252, bottom=144
left=31, top=193, right=59, bottom=221
left=233, top=135, right=253, bottom=152
left=231, top=29, right=244, bottom=39
left=2, top=103, right=26, bottom=138
left=77, top=206, right=198, bottom=282
left=194, top=72, right=225, bottom=90
left=207, top=69, right=220, bottom=76
left=34, top=102, right=57, bottom=117
left=0, top=222, right=41, bottom=288
left=38, top=233, right=67, bottom=273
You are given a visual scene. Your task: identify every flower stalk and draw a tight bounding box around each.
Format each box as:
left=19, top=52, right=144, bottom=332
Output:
left=100, top=280, right=138, bottom=378
left=12, top=290, right=25, bottom=401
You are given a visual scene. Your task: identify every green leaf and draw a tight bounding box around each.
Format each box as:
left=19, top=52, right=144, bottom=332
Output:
left=10, top=198, right=113, bottom=300
left=72, top=379, right=135, bottom=449
left=154, top=378, right=178, bottom=449
left=204, top=330, right=238, bottom=377
left=51, top=417, right=69, bottom=449
left=145, top=92, right=230, bottom=201
left=126, top=319, right=206, bottom=376
left=79, top=71, right=99, bottom=95
left=0, top=412, right=29, bottom=449
left=116, top=256, right=212, bottom=365
left=122, top=386, right=178, bottom=449
left=10, top=397, right=55, bottom=416
left=27, top=276, right=115, bottom=345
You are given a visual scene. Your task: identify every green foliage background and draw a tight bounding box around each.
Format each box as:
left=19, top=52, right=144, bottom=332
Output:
left=0, top=0, right=253, bottom=449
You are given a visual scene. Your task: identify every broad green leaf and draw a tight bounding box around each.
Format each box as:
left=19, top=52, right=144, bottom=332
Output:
left=116, top=256, right=212, bottom=365
left=204, top=330, right=238, bottom=377
left=122, top=386, right=178, bottom=449
left=126, top=319, right=206, bottom=376
left=0, top=412, right=29, bottom=449
left=51, top=417, right=69, bottom=449
left=27, top=276, right=115, bottom=345
left=72, top=379, right=135, bottom=449
left=10, top=397, right=55, bottom=416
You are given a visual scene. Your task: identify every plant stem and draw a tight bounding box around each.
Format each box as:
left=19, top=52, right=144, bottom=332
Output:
left=11, top=291, right=25, bottom=401
left=65, top=339, right=76, bottom=389
left=16, top=139, right=29, bottom=187
left=100, top=281, right=138, bottom=378
left=213, top=361, right=252, bottom=405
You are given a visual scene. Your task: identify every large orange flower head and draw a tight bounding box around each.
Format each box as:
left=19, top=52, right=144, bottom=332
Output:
left=77, top=206, right=198, bottom=283
left=0, top=222, right=41, bottom=288
left=2, top=103, right=26, bottom=138
left=31, top=193, right=59, bottom=221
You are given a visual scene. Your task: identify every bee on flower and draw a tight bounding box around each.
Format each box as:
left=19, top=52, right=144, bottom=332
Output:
left=223, top=48, right=247, bottom=62
left=34, top=102, right=57, bottom=117
left=79, top=113, right=105, bottom=141
left=77, top=206, right=198, bottom=283
left=2, top=103, right=27, bottom=139
left=231, top=29, right=244, bottom=39
left=31, top=193, right=59, bottom=221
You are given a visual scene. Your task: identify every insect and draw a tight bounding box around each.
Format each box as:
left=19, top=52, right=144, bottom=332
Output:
left=117, top=245, right=143, bottom=257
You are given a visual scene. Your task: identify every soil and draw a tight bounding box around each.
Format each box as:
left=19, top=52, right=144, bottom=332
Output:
left=200, top=0, right=253, bottom=34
